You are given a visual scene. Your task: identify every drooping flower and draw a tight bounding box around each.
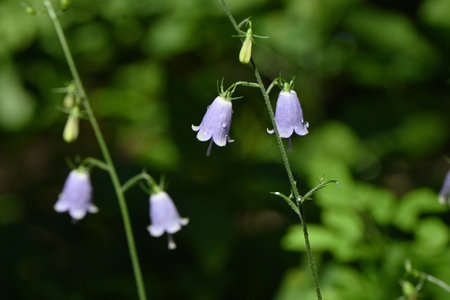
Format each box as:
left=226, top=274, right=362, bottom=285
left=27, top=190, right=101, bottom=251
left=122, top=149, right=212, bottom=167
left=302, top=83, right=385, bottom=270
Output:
left=267, top=89, right=309, bottom=139
left=147, top=191, right=189, bottom=249
left=438, top=170, right=450, bottom=205
left=192, top=96, right=234, bottom=156
left=54, top=168, right=98, bottom=220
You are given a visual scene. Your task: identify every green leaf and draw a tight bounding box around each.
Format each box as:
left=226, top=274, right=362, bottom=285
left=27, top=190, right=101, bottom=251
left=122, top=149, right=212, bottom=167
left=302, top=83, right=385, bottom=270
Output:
left=394, top=188, right=446, bottom=231
left=413, top=218, right=448, bottom=255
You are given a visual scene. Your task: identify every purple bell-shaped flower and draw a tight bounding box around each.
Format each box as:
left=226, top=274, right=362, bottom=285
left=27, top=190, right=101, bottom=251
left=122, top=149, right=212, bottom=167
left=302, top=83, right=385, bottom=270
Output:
left=54, top=168, right=98, bottom=220
left=192, top=96, right=234, bottom=156
left=268, top=89, right=309, bottom=139
left=147, top=191, right=189, bottom=249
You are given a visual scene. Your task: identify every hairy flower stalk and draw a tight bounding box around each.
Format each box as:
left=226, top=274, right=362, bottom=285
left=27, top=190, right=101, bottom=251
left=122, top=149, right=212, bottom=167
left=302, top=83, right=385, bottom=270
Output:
left=192, top=95, right=234, bottom=156
left=147, top=191, right=189, bottom=250
left=54, top=168, right=98, bottom=220
left=438, top=170, right=450, bottom=205
left=219, top=0, right=323, bottom=298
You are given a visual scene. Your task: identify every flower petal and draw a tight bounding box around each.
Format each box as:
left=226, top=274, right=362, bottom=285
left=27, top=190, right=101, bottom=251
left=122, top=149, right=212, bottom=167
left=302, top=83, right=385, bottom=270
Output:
left=69, top=208, right=86, bottom=220
left=196, top=128, right=213, bottom=141
left=147, top=225, right=164, bottom=237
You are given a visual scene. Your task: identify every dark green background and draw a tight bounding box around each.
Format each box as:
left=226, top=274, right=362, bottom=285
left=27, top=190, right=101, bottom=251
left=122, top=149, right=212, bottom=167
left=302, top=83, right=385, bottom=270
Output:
left=0, top=0, right=449, bottom=299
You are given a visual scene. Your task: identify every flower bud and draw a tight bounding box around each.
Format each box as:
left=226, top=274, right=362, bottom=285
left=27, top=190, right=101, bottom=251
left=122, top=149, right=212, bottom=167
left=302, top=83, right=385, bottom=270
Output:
left=63, top=93, right=74, bottom=109
left=239, top=28, right=252, bottom=64
left=400, top=280, right=417, bottom=298
left=63, top=107, right=79, bottom=143
left=61, top=0, right=71, bottom=10
left=24, top=5, right=36, bottom=15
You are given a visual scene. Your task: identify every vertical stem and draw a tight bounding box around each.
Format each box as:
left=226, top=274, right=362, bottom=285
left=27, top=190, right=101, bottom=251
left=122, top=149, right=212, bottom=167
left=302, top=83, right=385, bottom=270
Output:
left=44, top=2, right=147, bottom=299
left=219, top=1, right=322, bottom=299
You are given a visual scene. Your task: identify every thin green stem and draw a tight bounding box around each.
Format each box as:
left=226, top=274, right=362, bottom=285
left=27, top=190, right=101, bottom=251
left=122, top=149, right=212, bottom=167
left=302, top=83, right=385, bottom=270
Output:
left=409, top=267, right=450, bottom=293
left=219, top=1, right=322, bottom=298
left=266, top=78, right=279, bottom=95
left=122, top=173, right=149, bottom=193
left=234, top=81, right=260, bottom=88
left=81, top=157, right=110, bottom=172
left=122, top=171, right=159, bottom=193
left=44, top=2, right=147, bottom=299
left=271, top=192, right=299, bottom=216
left=301, top=180, right=338, bottom=204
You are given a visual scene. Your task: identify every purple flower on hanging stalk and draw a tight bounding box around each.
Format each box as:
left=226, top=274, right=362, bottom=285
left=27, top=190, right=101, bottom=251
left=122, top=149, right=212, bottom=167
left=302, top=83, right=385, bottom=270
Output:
left=267, top=89, right=309, bottom=142
left=438, top=170, right=450, bottom=205
left=54, top=168, right=98, bottom=220
left=147, top=191, right=189, bottom=249
left=192, top=95, right=234, bottom=156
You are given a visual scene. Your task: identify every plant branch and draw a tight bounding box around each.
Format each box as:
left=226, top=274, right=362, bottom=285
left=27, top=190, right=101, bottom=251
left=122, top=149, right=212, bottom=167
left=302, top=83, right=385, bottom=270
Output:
left=219, top=1, right=322, bottom=298
left=44, top=2, right=147, bottom=299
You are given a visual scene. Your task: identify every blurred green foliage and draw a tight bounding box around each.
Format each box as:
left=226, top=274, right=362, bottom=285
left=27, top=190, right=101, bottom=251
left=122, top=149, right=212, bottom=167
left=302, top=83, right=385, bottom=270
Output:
left=0, top=0, right=448, bottom=299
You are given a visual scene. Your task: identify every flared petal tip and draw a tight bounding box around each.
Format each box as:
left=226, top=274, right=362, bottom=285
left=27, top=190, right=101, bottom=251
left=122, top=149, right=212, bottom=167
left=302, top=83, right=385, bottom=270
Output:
left=166, top=217, right=189, bottom=234
left=294, top=127, right=309, bottom=136
left=191, top=124, right=200, bottom=131
left=54, top=202, right=67, bottom=213
left=196, top=130, right=213, bottom=142
left=69, top=209, right=87, bottom=220
left=279, top=128, right=294, bottom=139
left=213, top=134, right=233, bottom=147
left=147, top=225, right=164, bottom=237
left=267, top=128, right=274, bottom=134
left=88, top=204, right=99, bottom=213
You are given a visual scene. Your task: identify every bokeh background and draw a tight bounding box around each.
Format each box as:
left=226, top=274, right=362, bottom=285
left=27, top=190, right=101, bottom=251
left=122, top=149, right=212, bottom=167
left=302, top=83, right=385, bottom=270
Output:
left=1, top=0, right=449, bottom=299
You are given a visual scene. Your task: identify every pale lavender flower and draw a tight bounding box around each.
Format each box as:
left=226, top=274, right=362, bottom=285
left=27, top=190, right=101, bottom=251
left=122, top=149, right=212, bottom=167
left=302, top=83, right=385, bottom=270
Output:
left=54, top=168, right=98, bottom=220
left=438, top=170, right=450, bottom=205
left=267, top=90, right=309, bottom=139
left=147, top=191, right=188, bottom=249
left=192, top=96, right=234, bottom=156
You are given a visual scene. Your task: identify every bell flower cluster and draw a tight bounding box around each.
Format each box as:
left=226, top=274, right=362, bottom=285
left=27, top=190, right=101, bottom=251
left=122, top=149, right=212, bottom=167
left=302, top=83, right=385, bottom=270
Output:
left=192, top=79, right=308, bottom=155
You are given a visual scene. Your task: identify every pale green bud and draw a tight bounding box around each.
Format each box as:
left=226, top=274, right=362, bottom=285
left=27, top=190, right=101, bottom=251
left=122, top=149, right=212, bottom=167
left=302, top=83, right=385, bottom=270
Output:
left=239, top=28, right=252, bottom=64
left=61, top=0, right=71, bottom=10
left=63, top=93, right=74, bottom=108
left=63, top=107, right=79, bottom=143
left=400, top=280, right=417, bottom=298
left=25, top=5, right=36, bottom=15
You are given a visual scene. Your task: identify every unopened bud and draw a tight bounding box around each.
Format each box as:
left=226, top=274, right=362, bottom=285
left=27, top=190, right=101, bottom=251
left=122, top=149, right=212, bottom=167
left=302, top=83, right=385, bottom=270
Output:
left=400, top=280, right=417, bottom=298
left=61, top=0, right=70, bottom=10
left=24, top=5, right=36, bottom=15
left=63, top=93, right=74, bottom=108
left=239, top=28, right=252, bottom=64
left=63, top=107, right=79, bottom=143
